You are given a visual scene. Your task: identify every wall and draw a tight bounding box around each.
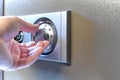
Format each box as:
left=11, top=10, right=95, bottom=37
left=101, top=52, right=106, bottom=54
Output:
left=4, top=0, right=120, bottom=80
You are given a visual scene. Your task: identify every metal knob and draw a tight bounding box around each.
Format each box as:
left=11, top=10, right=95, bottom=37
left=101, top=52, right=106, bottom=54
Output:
left=33, top=17, right=57, bottom=55
left=14, top=31, right=24, bottom=43
left=33, top=29, right=48, bottom=41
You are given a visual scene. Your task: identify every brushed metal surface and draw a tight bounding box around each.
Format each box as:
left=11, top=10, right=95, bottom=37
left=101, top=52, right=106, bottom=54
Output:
left=0, top=0, right=3, bottom=16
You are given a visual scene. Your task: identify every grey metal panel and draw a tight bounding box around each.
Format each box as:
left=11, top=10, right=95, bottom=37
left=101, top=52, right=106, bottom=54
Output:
left=0, top=0, right=3, bottom=16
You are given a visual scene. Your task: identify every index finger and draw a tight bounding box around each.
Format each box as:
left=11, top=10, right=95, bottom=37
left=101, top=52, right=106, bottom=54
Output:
left=16, top=17, right=39, bottom=33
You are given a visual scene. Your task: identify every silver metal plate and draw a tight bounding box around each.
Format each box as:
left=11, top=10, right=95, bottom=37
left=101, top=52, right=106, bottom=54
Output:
left=18, top=11, right=71, bottom=64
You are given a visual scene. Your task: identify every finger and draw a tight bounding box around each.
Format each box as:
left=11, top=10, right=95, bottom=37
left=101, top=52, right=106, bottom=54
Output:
left=27, top=41, right=49, bottom=52
left=11, top=40, right=20, bottom=68
left=26, top=41, right=36, bottom=47
left=17, top=58, right=26, bottom=68
left=27, top=47, right=44, bottom=64
left=19, top=41, right=36, bottom=48
left=36, top=41, right=44, bottom=47
left=43, top=41, right=49, bottom=48
left=36, top=41, right=49, bottom=49
left=24, top=24, right=39, bottom=33
left=19, top=18, right=39, bottom=33
left=19, top=47, right=29, bottom=53
left=17, top=47, right=44, bottom=68
left=19, top=43, right=26, bottom=47
left=11, top=54, right=20, bottom=69
left=16, top=41, right=48, bottom=68
left=28, top=46, right=36, bottom=52
left=26, top=41, right=47, bottom=63
left=28, top=41, right=44, bottom=55
left=20, top=54, right=29, bottom=58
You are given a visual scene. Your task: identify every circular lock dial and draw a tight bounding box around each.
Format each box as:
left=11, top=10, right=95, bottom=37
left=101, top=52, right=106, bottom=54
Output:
left=33, top=17, right=57, bottom=55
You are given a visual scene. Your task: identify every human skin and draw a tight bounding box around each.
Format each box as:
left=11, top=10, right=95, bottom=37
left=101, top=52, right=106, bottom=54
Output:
left=0, top=16, right=49, bottom=71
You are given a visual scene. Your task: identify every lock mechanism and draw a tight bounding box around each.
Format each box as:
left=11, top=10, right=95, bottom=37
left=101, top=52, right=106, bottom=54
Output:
left=14, top=31, right=24, bottom=43
left=33, top=17, right=57, bottom=55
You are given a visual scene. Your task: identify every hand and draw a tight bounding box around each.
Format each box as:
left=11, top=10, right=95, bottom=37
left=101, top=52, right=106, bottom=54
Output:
left=0, top=16, right=49, bottom=71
